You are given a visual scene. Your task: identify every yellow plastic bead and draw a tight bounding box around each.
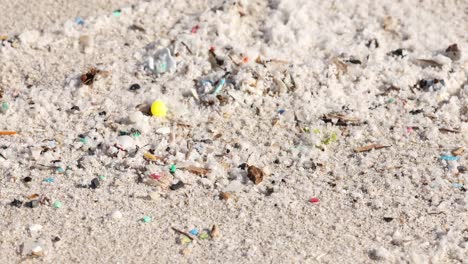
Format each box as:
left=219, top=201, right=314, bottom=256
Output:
left=151, top=100, right=167, bottom=117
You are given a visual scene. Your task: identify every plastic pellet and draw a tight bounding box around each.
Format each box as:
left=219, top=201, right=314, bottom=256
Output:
left=169, top=164, right=177, bottom=173
left=189, top=229, right=199, bottom=236
left=151, top=100, right=167, bottom=117
left=53, top=201, right=62, bottom=208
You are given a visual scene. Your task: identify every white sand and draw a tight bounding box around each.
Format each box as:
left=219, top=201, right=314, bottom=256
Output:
left=0, top=0, right=467, bottom=263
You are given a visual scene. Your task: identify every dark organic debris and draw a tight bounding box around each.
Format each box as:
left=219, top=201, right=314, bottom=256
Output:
left=80, top=67, right=109, bottom=86
left=170, top=181, right=185, bottom=190
left=321, top=113, right=361, bottom=126
left=445, top=43, right=461, bottom=61
left=414, top=79, right=445, bottom=91
left=354, top=144, right=391, bottom=153
left=10, top=199, right=23, bottom=207
left=388, top=48, right=407, bottom=58
left=129, top=83, right=141, bottom=91
left=90, top=178, right=100, bottom=189
left=25, top=200, right=40, bottom=208
left=383, top=217, right=394, bottom=222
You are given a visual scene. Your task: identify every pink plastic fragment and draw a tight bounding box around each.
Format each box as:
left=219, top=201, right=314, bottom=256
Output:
left=149, top=174, right=162, bottom=180
left=309, top=197, right=320, bottom=203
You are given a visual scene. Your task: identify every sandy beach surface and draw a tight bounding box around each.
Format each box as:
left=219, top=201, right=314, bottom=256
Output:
left=0, top=0, right=467, bottom=263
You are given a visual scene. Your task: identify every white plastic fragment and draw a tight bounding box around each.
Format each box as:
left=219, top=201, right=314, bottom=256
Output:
left=148, top=48, right=176, bottom=74
left=156, top=127, right=171, bottom=135
left=116, top=135, right=135, bottom=150
left=28, top=224, right=43, bottom=232
left=109, top=210, right=123, bottom=220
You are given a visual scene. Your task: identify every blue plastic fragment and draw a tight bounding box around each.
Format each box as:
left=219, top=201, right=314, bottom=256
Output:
left=440, top=155, right=460, bottom=161
left=452, top=183, right=463, bottom=188
left=189, top=229, right=199, bottom=236
left=43, top=177, right=55, bottom=183
left=278, top=109, right=285, bottom=115
left=75, top=17, right=85, bottom=25
left=213, top=78, right=226, bottom=95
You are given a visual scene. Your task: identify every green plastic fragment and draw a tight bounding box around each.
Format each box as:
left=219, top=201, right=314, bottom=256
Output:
left=99, top=175, right=106, bottom=180
left=1, top=102, right=9, bottom=111
left=199, top=233, right=209, bottom=240
left=57, top=167, right=65, bottom=173
left=79, top=137, right=89, bottom=144
left=169, top=164, right=177, bottom=173
left=386, top=98, right=395, bottom=103
left=53, top=201, right=62, bottom=208
left=180, top=236, right=192, bottom=244
left=142, top=216, right=151, bottom=223
left=322, top=132, right=338, bottom=145
left=312, top=128, right=320, bottom=134
left=113, top=10, right=121, bottom=17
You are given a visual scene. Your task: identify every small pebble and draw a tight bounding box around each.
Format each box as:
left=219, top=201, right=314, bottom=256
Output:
left=445, top=43, right=461, bottom=61
left=142, top=216, right=151, bottom=223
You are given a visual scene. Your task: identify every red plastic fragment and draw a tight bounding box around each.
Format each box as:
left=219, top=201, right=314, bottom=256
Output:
left=149, top=174, right=162, bottom=180
left=309, top=197, right=320, bottom=203
left=191, top=25, right=200, bottom=33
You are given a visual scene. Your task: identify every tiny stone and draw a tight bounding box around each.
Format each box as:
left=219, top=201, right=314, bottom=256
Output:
left=156, top=127, right=171, bottom=135
left=31, top=245, right=43, bottom=256
left=90, top=178, right=100, bottom=189
left=149, top=191, right=159, bottom=200
left=52, top=236, right=61, bottom=242
left=247, top=165, right=264, bottom=184
left=181, top=247, right=192, bottom=255
left=71, top=105, right=80, bottom=111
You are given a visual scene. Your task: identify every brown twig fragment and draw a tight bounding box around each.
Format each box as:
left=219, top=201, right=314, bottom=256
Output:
left=354, top=144, right=390, bottom=153
left=171, top=227, right=194, bottom=240
left=183, top=166, right=211, bottom=176
left=322, top=113, right=361, bottom=126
